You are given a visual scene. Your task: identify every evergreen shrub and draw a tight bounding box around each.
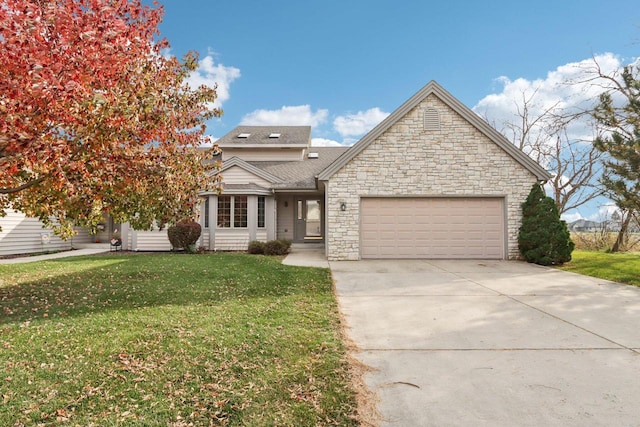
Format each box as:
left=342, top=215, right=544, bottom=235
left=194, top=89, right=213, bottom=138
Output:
left=518, top=183, right=574, bottom=265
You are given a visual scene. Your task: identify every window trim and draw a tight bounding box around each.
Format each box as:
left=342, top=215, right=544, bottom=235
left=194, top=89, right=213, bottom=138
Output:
left=233, top=196, right=248, bottom=228
left=217, top=195, right=248, bottom=229
left=257, top=196, right=266, bottom=229
left=217, top=195, right=231, bottom=228
left=204, top=198, right=210, bottom=228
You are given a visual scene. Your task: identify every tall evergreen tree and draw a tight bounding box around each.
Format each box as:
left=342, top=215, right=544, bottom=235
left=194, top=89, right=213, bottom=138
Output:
left=519, top=183, right=574, bottom=265
left=593, top=65, right=640, bottom=252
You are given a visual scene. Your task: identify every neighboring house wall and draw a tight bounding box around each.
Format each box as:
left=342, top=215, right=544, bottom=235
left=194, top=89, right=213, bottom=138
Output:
left=326, top=94, right=538, bottom=260
left=0, top=209, right=93, bottom=256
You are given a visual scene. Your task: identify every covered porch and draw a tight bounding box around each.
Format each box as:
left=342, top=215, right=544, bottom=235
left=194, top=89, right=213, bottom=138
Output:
left=275, top=192, right=325, bottom=244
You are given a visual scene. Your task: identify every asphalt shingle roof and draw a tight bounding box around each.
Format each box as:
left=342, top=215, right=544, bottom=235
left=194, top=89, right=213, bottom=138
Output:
left=216, top=126, right=311, bottom=146
left=249, top=147, right=348, bottom=189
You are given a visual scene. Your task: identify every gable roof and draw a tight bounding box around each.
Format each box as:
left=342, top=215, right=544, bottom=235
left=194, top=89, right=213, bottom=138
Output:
left=318, top=81, right=551, bottom=181
left=250, top=147, right=348, bottom=190
left=218, top=156, right=284, bottom=184
left=216, top=126, right=311, bottom=148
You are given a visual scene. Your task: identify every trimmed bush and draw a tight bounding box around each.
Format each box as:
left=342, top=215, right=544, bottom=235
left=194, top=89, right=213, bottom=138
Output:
left=247, top=239, right=292, bottom=256
left=167, top=221, right=202, bottom=253
left=247, top=240, right=266, bottom=254
left=518, top=183, right=574, bottom=265
left=277, top=239, right=292, bottom=253
left=263, top=239, right=291, bottom=256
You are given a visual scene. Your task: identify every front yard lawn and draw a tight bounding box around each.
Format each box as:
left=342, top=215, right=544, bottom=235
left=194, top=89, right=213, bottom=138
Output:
left=0, top=253, right=358, bottom=426
left=559, top=250, right=640, bottom=287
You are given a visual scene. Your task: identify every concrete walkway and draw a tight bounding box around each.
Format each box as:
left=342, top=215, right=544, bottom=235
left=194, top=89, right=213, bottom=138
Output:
left=331, top=259, right=640, bottom=426
left=5, top=244, right=324, bottom=266
left=0, top=246, right=110, bottom=265
left=282, top=245, right=329, bottom=268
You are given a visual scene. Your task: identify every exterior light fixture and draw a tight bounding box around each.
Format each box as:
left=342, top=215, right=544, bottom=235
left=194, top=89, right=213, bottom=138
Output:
left=340, top=202, right=347, bottom=211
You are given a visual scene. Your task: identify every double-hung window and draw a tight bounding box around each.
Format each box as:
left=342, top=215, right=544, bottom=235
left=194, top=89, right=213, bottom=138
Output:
left=257, top=196, right=266, bottom=228
left=217, top=196, right=247, bottom=228
left=233, top=196, right=248, bottom=228
left=204, top=198, right=210, bottom=228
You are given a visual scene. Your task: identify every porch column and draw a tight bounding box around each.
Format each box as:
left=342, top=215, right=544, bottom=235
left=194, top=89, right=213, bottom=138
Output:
left=267, top=196, right=276, bottom=240
left=208, top=196, right=216, bottom=250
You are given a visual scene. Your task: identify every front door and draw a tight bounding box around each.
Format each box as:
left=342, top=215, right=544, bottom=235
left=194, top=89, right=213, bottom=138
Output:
left=294, top=198, right=323, bottom=242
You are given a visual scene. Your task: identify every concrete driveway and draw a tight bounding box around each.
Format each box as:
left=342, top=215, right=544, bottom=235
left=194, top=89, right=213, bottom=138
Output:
left=330, top=260, right=640, bottom=426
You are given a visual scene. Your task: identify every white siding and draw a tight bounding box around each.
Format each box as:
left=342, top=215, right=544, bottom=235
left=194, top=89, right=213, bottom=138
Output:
left=0, top=209, right=93, bottom=256
left=74, top=228, right=93, bottom=244
left=276, top=195, right=294, bottom=240
left=213, top=230, right=251, bottom=251
left=134, top=229, right=171, bottom=251
left=256, top=230, right=268, bottom=241
left=200, top=231, right=209, bottom=249
left=221, top=166, right=271, bottom=187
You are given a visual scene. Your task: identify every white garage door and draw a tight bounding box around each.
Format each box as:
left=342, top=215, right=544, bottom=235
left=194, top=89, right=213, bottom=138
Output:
left=361, top=197, right=505, bottom=259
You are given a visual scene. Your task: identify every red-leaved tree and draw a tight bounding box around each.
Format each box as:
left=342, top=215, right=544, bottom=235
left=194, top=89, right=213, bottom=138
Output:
left=0, top=0, right=222, bottom=238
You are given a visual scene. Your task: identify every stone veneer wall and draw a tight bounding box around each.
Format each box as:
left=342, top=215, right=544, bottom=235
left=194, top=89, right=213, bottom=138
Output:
left=326, top=94, right=538, bottom=261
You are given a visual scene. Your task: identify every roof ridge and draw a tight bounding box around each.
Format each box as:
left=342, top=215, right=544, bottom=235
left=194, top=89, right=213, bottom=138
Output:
left=318, top=81, right=550, bottom=181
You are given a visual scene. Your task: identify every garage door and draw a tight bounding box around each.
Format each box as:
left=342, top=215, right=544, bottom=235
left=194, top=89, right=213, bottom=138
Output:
left=361, top=197, right=505, bottom=259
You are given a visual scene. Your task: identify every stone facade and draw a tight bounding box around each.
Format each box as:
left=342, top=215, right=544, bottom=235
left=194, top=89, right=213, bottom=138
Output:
left=326, top=94, right=538, bottom=261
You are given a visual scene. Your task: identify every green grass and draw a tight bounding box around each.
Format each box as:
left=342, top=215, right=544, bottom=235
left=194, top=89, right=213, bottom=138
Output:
left=0, top=253, right=358, bottom=426
left=559, top=250, right=640, bottom=286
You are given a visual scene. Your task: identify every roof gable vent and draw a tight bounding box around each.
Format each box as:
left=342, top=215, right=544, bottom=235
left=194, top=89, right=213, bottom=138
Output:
left=423, top=108, right=440, bottom=132
left=308, top=152, right=319, bottom=159
left=237, top=133, right=251, bottom=138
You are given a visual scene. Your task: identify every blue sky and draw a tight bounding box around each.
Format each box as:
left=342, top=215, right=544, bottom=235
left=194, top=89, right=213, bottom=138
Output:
left=156, top=0, right=639, bottom=220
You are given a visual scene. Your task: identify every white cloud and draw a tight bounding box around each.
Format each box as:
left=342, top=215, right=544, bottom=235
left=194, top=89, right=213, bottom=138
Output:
left=185, top=55, right=241, bottom=109
left=588, top=202, right=620, bottom=221
left=561, top=211, right=585, bottom=223
left=333, top=107, right=389, bottom=137
left=241, top=105, right=328, bottom=126
left=311, top=138, right=345, bottom=147
left=200, top=135, right=218, bottom=147
left=473, top=53, right=627, bottom=144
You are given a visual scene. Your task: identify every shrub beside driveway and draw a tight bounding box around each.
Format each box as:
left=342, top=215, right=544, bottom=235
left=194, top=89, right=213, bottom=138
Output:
left=0, top=253, right=358, bottom=426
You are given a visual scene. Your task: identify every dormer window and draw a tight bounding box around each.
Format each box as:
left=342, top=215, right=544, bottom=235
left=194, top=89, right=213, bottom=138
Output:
left=269, top=133, right=281, bottom=138
left=237, top=133, right=250, bottom=138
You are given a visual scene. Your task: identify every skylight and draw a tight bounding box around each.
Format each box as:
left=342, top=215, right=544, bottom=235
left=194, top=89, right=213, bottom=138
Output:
left=237, top=133, right=251, bottom=138
left=269, top=133, right=281, bottom=138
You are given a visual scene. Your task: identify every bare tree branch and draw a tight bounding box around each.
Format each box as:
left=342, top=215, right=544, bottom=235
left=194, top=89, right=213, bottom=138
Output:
left=0, top=177, right=46, bottom=194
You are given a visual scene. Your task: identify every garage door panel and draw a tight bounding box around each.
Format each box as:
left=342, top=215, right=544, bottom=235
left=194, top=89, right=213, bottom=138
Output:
left=361, top=197, right=504, bottom=259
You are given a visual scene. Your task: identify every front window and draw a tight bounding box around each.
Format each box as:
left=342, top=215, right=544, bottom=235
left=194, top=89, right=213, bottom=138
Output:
left=257, top=196, right=266, bottom=228
left=204, top=198, right=210, bottom=228
left=234, top=196, right=248, bottom=228
left=218, top=196, right=247, bottom=228
left=217, top=196, right=231, bottom=228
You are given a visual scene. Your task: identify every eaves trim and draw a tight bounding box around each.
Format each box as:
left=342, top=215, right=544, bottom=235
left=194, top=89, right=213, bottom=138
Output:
left=218, top=156, right=284, bottom=184
left=318, top=81, right=551, bottom=181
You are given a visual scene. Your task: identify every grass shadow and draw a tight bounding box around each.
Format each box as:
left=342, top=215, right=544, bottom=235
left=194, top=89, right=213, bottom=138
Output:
left=1, top=252, right=331, bottom=324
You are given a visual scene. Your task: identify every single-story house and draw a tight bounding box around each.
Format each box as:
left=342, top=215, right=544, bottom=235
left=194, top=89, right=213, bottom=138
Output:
left=0, top=81, right=550, bottom=259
